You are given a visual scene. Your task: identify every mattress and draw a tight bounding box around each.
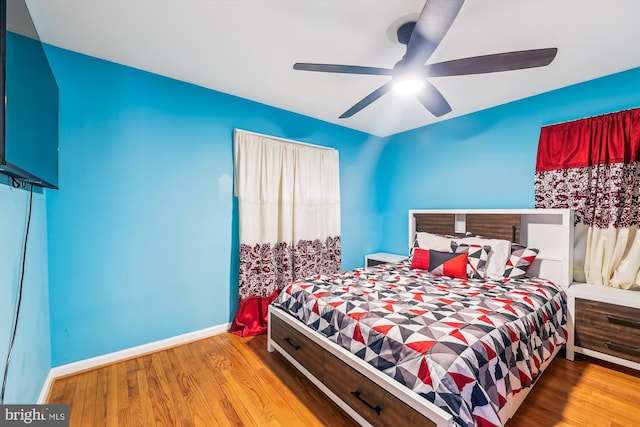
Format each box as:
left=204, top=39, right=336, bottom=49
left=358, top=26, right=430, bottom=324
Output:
left=272, top=260, right=567, bottom=427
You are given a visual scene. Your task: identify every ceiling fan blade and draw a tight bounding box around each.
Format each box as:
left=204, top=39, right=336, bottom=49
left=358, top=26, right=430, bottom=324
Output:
left=294, top=63, right=393, bottom=76
left=415, top=81, right=452, bottom=117
left=423, top=48, right=558, bottom=77
left=405, top=0, right=465, bottom=67
left=339, top=82, right=392, bottom=118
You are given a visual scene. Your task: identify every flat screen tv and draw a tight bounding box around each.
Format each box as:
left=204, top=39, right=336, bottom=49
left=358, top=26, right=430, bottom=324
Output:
left=0, top=0, right=58, bottom=189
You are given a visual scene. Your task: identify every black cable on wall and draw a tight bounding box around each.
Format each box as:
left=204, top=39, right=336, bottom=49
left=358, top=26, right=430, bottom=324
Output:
left=1, top=183, right=34, bottom=404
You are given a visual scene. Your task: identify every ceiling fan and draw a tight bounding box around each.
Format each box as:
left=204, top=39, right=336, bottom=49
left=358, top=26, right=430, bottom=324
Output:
left=293, top=0, right=558, bottom=119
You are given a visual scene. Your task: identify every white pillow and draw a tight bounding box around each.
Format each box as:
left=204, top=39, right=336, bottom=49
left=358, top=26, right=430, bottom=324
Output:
left=458, top=236, right=512, bottom=279
left=415, top=232, right=456, bottom=251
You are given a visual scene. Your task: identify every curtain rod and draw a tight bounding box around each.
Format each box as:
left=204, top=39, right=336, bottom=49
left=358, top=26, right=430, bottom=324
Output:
left=234, top=128, right=336, bottom=151
left=542, top=106, right=640, bottom=128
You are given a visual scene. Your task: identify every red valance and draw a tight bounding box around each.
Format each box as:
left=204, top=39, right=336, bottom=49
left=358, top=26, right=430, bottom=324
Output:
left=535, top=108, right=640, bottom=172
left=534, top=107, right=640, bottom=229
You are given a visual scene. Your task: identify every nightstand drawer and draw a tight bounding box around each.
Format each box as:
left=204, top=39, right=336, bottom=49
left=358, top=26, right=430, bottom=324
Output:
left=575, top=298, right=640, bottom=337
left=574, top=324, right=640, bottom=364
left=574, top=298, right=640, bottom=364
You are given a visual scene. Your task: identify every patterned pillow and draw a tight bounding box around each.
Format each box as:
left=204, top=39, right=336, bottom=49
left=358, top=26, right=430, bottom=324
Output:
left=503, top=244, right=540, bottom=279
left=451, top=242, right=492, bottom=279
left=458, top=236, right=512, bottom=279
left=410, top=248, right=468, bottom=279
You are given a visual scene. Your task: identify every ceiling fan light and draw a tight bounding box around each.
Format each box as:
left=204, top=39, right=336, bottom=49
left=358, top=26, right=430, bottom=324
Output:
left=392, top=78, right=425, bottom=94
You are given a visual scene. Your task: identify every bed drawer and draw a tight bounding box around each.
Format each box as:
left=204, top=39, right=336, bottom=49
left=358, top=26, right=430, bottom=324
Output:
left=574, top=298, right=640, bottom=364
left=323, top=353, right=435, bottom=427
left=270, top=315, right=325, bottom=381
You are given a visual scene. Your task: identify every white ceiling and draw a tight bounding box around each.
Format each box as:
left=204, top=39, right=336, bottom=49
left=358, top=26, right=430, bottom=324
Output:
left=25, top=0, right=640, bottom=137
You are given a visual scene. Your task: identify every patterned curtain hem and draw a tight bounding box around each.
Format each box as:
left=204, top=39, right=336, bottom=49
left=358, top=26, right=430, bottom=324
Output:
left=231, top=236, right=341, bottom=336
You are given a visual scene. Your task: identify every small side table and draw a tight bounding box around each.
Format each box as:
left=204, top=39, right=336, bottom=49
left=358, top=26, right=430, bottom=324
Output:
left=364, top=252, right=407, bottom=268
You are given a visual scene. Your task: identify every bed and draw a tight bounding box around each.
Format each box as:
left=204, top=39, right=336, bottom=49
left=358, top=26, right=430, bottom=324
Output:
left=267, top=209, right=574, bottom=427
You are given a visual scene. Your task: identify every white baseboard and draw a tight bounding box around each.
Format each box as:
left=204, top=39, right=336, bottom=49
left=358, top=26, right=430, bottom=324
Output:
left=37, top=370, right=56, bottom=404
left=38, top=322, right=231, bottom=403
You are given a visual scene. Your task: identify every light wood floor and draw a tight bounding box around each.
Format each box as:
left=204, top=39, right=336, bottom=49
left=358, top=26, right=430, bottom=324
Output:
left=47, top=333, right=640, bottom=427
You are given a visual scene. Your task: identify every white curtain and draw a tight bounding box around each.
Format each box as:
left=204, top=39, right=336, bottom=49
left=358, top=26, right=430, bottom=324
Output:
left=231, top=129, right=341, bottom=335
left=582, top=226, right=640, bottom=289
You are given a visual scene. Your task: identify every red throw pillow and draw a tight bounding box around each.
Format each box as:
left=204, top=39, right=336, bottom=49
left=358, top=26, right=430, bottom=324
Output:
left=411, top=247, right=431, bottom=270
left=411, top=248, right=468, bottom=279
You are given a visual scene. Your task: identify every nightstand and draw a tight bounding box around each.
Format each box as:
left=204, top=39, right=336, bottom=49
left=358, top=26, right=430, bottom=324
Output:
left=364, top=252, right=407, bottom=268
left=567, top=283, right=640, bottom=370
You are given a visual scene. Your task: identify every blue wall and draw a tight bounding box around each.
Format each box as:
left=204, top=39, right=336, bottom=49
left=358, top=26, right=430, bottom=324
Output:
left=44, top=47, right=384, bottom=366
left=0, top=182, right=51, bottom=403
left=376, top=67, right=640, bottom=255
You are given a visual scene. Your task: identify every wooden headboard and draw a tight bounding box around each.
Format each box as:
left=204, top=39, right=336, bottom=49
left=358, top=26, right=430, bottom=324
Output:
left=409, top=209, right=575, bottom=287
left=414, top=213, right=456, bottom=236
left=414, top=213, right=521, bottom=242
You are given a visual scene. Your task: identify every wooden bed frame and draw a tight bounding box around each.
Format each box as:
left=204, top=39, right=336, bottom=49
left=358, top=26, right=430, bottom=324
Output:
left=268, top=209, right=574, bottom=427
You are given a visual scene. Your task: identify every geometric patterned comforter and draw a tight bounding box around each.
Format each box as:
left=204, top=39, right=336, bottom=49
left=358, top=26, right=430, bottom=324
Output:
left=272, top=260, right=567, bottom=427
